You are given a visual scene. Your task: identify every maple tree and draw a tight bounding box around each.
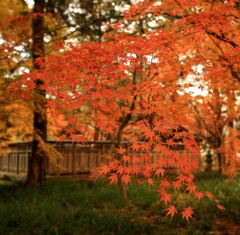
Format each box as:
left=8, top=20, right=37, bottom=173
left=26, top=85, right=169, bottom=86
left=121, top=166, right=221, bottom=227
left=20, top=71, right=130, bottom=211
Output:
left=4, top=0, right=239, bottom=221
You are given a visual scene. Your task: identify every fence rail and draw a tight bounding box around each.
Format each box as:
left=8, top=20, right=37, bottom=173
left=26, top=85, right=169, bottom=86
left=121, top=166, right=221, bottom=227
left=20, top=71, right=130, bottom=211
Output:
left=0, top=140, right=194, bottom=178
left=0, top=150, right=30, bottom=175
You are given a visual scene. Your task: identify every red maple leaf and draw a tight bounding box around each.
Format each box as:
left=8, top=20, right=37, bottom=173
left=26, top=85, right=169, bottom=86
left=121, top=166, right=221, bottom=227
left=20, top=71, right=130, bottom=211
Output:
left=177, top=174, right=187, bottom=182
left=147, top=178, right=154, bottom=186
left=99, top=165, right=110, bottom=176
left=217, top=204, right=226, bottom=212
left=172, top=180, right=182, bottom=190
left=132, top=156, right=140, bottom=164
left=158, top=189, right=172, bottom=205
left=124, top=167, right=132, bottom=175
left=143, top=167, right=152, bottom=178
left=166, top=138, right=175, bottom=147
left=206, top=191, right=215, bottom=199
left=116, top=147, right=126, bottom=155
left=144, top=129, right=155, bottom=140
left=116, top=166, right=125, bottom=175
left=194, top=191, right=204, bottom=200
left=109, top=173, right=118, bottom=184
left=141, top=142, right=151, bottom=151
left=185, top=184, right=197, bottom=194
left=108, top=159, right=120, bottom=171
left=164, top=205, right=177, bottom=219
left=131, top=142, right=141, bottom=151
left=121, top=174, right=131, bottom=185
left=185, top=174, right=195, bottom=184
left=160, top=178, right=171, bottom=188
left=122, top=155, right=131, bottom=163
left=160, top=192, right=171, bottom=205
left=132, top=165, right=141, bottom=175
left=181, top=207, right=194, bottom=223
left=155, top=168, right=165, bottom=177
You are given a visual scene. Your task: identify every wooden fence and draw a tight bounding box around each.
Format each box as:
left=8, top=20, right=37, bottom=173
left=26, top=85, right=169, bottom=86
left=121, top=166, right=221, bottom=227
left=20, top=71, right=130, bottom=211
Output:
left=0, top=140, right=195, bottom=177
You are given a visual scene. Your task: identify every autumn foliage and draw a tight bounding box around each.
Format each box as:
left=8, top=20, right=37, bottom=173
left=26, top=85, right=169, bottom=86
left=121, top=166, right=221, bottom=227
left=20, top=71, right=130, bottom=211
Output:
left=6, top=0, right=240, bottom=221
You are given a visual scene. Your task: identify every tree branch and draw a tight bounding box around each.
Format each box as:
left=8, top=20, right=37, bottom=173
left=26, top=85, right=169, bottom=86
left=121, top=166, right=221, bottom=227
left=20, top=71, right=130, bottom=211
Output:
left=206, top=30, right=239, bottom=48
left=115, top=70, right=137, bottom=145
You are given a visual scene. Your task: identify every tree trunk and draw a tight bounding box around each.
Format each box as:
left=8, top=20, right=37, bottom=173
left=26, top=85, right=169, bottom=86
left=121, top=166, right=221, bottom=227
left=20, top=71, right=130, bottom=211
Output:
left=25, top=0, right=47, bottom=187
left=215, top=138, right=225, bottom=175
left=217, top=152, right=223, bottom=175
left=205, top=150, right=213, bottom=173
left=119, top=180, right=127, bottom=200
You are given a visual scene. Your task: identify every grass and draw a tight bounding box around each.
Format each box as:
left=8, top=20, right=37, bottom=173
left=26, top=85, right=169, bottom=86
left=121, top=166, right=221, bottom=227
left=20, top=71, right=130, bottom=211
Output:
left=0, top=172, right=239, bottom=235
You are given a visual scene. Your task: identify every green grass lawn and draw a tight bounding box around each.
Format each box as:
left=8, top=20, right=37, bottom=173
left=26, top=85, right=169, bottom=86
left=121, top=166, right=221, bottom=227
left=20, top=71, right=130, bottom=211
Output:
left=0, top=172, right=239, bottom=235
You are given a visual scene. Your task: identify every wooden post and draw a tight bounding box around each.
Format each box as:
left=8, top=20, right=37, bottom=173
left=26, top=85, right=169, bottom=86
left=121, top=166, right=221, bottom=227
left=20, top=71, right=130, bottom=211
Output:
left=7, top=153, right=10, bottom=173
left=88, top=143, right=91, bottom=173
left=72, top=142, right=76, bottom=176
left=16, top=152, right=20, bottom=174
